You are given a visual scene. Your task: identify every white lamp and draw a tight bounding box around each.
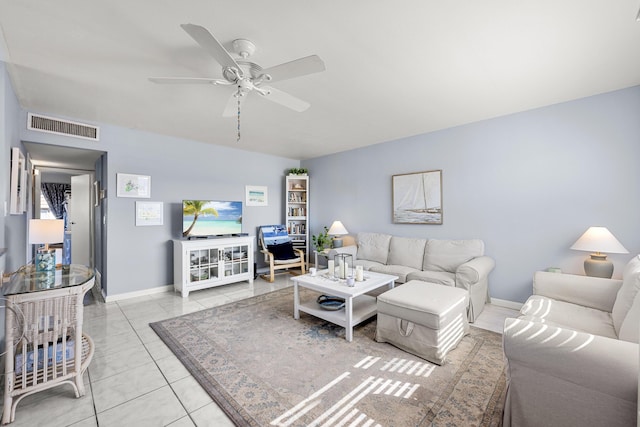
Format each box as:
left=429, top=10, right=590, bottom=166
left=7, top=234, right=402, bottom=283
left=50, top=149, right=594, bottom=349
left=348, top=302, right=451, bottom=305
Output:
left=327, top=221, right=349, bottom=248
left=570, top=226, right=628, bottom=278
left=29, top=219, right=64, bottom=272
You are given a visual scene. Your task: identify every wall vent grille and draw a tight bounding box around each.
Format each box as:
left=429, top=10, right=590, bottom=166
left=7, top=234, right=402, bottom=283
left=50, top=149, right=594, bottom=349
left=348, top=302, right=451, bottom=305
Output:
left=27, top=113, right=100, bottom=141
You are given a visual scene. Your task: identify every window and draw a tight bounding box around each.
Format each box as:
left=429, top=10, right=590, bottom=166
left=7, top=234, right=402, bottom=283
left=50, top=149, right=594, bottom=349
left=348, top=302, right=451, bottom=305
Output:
left=40, top=194, right=55, bottom=219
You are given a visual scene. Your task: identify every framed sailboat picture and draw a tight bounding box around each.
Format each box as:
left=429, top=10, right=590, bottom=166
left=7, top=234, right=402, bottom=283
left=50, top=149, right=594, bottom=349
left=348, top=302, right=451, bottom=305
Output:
left=392, top=170, right=443, bottom=224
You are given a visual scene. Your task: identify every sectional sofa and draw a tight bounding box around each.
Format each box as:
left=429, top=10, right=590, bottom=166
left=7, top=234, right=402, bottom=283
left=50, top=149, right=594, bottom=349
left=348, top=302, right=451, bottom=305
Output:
left=327, top=232, right=495, bottom=322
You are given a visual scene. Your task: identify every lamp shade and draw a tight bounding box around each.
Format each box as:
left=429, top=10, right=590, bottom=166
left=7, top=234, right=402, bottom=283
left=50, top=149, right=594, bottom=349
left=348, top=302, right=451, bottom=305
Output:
left=570, top=227, right=628, bottom=254
left=328, top=221, right=348, bottom=236
left=28, top=219, right=65, bottom=245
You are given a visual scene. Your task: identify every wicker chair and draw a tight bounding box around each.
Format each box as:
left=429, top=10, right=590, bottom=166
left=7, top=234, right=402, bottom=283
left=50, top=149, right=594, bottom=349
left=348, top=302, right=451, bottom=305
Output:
left=258, top=225, right=306, bottom=282
left=2, top=269, right=95, bottom=425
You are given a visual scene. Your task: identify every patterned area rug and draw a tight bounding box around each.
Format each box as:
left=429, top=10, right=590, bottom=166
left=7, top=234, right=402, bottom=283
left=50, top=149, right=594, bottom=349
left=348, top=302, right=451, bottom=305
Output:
left=150, top=287, right=506, bottom=426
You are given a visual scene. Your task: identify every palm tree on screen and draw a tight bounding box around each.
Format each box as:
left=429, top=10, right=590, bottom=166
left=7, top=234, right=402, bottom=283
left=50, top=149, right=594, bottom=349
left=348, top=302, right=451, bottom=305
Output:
left=183, top=200, right=218, bottom=237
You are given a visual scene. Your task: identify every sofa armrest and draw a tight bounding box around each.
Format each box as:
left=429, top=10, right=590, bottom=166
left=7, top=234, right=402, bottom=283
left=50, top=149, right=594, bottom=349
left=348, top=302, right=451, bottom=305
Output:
left=533, top=271, right=622, bottom=312
left=326, top=245, right=358, bottom=260
left=455, top=256, right=495, bottom=290
left=503, top=317, right=638, bottom=403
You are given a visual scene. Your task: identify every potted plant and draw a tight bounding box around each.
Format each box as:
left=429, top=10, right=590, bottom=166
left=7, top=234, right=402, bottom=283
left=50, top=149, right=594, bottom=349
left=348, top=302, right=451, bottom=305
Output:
left=312, top=226, right=330, bottom=251
left=288, top=168, right=308, bottom=176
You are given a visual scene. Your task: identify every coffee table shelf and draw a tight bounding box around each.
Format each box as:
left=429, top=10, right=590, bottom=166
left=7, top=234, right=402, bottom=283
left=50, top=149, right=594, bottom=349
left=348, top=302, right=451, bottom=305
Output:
left=298, top=294, right=377, bottom=329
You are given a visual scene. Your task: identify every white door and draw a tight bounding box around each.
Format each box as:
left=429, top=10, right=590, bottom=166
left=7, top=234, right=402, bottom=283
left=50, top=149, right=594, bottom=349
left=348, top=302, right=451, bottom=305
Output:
left=70, top=174, right=93, bottom=267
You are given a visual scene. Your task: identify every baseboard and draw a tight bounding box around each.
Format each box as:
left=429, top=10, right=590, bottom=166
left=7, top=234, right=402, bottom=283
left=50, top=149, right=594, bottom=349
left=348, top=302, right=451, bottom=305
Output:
left=104, top=284, right=173, bottom=302
left=489, top=298, right=523, bottom=311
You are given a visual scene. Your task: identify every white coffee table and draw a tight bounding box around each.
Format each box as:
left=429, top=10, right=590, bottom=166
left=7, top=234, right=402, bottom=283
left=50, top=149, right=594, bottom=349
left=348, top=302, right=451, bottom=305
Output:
left=291, top=270, right=398, bottom=341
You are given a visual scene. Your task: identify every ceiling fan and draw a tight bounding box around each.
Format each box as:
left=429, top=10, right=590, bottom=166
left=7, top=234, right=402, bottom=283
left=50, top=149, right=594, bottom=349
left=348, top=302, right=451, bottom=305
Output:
left=149, top=24, right=326, bottom=140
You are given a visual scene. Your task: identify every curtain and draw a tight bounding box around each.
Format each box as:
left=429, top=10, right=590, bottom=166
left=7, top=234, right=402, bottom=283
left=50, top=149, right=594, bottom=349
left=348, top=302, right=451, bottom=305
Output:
left=41, top=183, right=70, bottom=219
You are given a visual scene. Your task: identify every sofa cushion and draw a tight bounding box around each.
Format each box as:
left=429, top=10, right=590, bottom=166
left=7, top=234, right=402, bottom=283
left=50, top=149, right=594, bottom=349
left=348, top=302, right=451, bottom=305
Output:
left=619, top=292, right=640, bottom=343
left=612, top=255, right=640, bottom=335
left=369, top=265, right=420, bottom=283
left=387, top=237, right=427, bottom=270
left=267, top=242, right=296, bottom=260
left=405, top=270, right=456, bottom=287
left=520, top=295, right=617, bottom=339
left=356, top=232, right=392, bottom=264
left=423, top=239, right=484, bottom=273
left=354, top=259, right=385, bottom=271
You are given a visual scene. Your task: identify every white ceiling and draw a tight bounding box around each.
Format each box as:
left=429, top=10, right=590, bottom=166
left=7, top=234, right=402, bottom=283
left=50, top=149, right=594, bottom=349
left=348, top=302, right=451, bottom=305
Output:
left=1, top=1, right=639, bottom=160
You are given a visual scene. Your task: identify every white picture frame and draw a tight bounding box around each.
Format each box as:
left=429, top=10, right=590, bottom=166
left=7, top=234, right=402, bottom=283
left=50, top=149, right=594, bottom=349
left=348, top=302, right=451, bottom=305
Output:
left=392, top=169, right=443, bottom=224
left=135, top=201, right=163, bottom=226
left=117, top=173, right=151, bottom=198
left=245, top=185, right=268, bottom=206
left=10, top=147, right=26, bottom=214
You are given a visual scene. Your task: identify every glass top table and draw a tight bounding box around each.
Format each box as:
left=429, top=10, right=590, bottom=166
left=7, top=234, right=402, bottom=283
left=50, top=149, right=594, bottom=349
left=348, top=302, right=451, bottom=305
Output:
left=3, top=264, right=95, bottom=296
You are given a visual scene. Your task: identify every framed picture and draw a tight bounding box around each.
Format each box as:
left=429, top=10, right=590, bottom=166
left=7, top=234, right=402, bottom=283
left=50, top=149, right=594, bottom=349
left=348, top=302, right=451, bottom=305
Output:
left=117, top=173, right=151, bottom=198
left=245, top=185, right=268, bottom=206
left=135, top=201, right=163, bottom=226
left=392, top=170, right=443, bottom=224
left=9, top=147, right=26, bottom=214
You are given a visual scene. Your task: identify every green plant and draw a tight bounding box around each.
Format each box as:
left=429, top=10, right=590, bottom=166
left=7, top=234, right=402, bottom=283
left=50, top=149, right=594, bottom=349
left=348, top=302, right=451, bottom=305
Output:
left=312, top=226, right=330, bottom=251
left=288, top=167, right=308, bottom=175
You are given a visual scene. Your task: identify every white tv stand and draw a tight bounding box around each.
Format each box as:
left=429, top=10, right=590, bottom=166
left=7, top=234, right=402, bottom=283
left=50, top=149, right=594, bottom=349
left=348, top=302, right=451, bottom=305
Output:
left=173, top=236, right=254, bottom=298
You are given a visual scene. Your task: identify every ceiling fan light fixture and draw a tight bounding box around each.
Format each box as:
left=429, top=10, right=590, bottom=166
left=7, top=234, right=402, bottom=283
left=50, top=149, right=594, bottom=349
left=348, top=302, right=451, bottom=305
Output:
left=150, top=24, right=326, bottom=142
left=223, top=66, right=242, bottom=82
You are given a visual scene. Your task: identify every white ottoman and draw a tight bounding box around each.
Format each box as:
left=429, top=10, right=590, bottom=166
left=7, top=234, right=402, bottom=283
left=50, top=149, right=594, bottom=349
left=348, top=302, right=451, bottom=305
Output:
left=375, top=280, right=469, bottom=365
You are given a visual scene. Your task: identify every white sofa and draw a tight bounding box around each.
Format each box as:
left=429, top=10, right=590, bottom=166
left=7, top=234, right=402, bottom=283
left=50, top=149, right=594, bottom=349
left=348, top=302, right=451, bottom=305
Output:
left=502, top=257, right=640, bottom=427
left=327, top=232, right=495, bottom=322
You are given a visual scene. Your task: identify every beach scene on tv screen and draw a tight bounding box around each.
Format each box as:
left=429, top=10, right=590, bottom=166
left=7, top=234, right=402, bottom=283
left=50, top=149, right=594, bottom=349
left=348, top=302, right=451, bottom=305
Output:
left=183, top=200, right=242, bottom=237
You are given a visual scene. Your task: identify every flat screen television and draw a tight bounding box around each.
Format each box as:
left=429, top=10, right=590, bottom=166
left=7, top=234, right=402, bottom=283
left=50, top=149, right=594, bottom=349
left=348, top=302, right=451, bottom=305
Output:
left=182, top=200, right=243, bottom=238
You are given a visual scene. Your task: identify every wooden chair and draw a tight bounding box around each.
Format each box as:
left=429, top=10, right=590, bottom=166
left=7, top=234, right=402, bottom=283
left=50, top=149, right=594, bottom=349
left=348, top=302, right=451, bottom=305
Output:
left=258, top=225, right=306, bottom=282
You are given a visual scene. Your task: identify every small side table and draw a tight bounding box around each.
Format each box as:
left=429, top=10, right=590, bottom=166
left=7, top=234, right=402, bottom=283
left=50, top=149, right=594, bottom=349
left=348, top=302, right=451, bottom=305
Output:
left=2, top=265, right=95, bottom=425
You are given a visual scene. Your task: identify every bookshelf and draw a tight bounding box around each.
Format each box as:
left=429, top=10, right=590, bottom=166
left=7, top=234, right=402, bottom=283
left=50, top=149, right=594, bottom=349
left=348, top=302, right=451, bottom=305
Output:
left=285, top=174, right=309, bottom=263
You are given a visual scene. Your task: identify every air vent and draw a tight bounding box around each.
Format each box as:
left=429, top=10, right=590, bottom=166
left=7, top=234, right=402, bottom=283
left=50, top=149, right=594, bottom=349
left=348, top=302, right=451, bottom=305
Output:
left=27, top=113, right=100, bottom=141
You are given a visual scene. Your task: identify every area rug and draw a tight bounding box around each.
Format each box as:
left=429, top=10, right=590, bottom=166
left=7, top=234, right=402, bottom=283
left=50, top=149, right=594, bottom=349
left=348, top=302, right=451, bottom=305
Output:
left=150, top=287, right=506, bottom=426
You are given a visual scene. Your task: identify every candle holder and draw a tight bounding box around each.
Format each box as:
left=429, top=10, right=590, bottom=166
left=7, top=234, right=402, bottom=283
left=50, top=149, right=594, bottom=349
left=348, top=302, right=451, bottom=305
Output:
left=333, top=253, right=353, bottom=280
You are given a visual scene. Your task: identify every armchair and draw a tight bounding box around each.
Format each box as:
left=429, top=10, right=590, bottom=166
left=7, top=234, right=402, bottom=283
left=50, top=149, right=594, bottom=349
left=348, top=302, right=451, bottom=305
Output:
left=503, top=262, right=640, bottom=427
left=258, top=225, right=306, bottom=282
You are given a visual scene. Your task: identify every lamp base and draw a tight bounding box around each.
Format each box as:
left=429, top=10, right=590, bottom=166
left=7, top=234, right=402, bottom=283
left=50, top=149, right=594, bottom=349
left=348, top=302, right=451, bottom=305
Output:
left=584, top=253, right=613, bottom=279
left=332, top=238, right=343, bottom=248
left=35, top=249, right=56, bottom=272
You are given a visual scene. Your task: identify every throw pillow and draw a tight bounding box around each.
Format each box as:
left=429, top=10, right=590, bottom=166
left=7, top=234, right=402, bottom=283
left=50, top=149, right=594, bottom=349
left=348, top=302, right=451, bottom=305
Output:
left=356, top=232, right=392, bottom=264
left=267, top=242, right=297, bottom=260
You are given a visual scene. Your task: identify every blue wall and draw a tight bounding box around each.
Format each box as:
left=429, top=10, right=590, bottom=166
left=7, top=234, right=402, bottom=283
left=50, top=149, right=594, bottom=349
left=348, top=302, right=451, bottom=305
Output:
left=4, top=59, right=639, bottom=304
left=14, top=109, right=298, bottom=298
left=1, top=61, right=25, bottom=274
left=304, top=86, right=640, bottom=303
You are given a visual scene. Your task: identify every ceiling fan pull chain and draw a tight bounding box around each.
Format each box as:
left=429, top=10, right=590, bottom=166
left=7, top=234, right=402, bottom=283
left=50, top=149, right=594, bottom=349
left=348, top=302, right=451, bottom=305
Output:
left=237, top=87, right=241, bottom=142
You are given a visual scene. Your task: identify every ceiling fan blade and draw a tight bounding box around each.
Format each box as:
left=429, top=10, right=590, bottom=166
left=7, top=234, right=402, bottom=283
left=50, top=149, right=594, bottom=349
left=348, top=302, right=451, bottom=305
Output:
left=180, top=23, right=239, bottom=70
left=260, top=55, right=325, bottom=83
left=222, top=90, right=247, bottom=117
left=259, top=86, right=310, bottom=112
left=149, top=77, right=230, bottom=85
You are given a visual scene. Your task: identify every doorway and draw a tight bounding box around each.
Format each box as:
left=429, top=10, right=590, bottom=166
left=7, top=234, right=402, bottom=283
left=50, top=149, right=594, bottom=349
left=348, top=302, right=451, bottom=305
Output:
left=23, top=142, right=107, bottom=296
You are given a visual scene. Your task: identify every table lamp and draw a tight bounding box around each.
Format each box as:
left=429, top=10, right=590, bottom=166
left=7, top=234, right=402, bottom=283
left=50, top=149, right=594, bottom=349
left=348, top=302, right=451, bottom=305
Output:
left=570, top=226, right=628, bottom=278
left=328, top=220, right=348, bottom=248
left=29, top=219, right=64, bottom=272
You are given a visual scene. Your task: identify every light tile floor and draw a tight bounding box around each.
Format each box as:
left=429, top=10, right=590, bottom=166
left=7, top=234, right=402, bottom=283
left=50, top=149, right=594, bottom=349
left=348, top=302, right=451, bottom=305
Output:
left=0, top=275, right=519, bottom=426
